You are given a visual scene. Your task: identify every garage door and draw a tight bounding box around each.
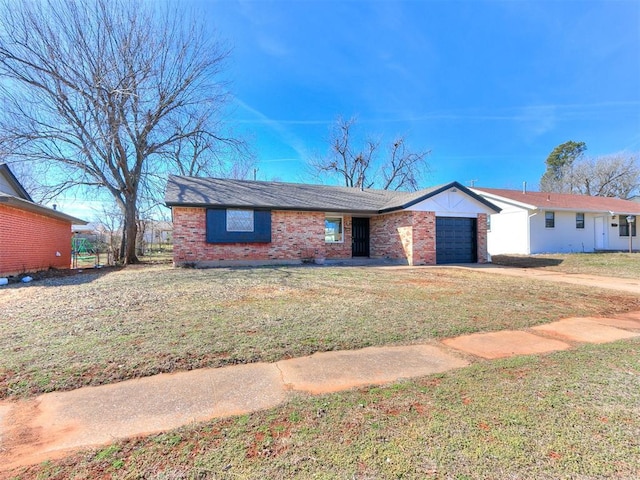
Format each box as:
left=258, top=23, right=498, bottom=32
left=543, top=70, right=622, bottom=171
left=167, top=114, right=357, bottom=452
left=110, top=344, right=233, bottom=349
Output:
left=435, top=217, right=477, bottom=264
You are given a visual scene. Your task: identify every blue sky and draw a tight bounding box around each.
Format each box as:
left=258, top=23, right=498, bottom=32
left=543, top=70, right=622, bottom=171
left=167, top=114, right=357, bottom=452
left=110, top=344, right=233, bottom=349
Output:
left=198, top=0, right=640, bottom=190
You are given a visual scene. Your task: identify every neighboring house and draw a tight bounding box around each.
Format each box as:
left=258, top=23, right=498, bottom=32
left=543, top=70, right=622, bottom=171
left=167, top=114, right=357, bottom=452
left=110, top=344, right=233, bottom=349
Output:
left=472, top=187, right=640, bottom=254
left=139, top=220, right=173, bottom=247
left=0, top=163, right=87, bottom=276
left=164, top=176, right=500, bottom=267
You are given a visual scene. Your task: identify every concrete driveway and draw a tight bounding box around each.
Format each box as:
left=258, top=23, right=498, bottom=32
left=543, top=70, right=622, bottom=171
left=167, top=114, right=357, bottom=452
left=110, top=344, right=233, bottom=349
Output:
left=451, top=264, right=640, bottom=295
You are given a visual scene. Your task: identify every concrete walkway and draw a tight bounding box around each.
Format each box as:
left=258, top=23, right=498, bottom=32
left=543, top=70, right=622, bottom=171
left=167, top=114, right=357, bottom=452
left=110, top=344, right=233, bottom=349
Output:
left=1, top=311, right=639, bottom=474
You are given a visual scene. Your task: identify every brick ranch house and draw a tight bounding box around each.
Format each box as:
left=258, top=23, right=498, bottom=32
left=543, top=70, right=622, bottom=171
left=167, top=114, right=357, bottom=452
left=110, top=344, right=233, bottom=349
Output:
left=0, top=163, right=86, bottom=276
left=165, top=176, right=501, bottom=267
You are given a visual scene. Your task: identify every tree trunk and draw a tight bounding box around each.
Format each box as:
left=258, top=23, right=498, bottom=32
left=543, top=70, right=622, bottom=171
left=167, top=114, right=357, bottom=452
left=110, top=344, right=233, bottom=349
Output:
left=123, top=199, right=139, bottom=264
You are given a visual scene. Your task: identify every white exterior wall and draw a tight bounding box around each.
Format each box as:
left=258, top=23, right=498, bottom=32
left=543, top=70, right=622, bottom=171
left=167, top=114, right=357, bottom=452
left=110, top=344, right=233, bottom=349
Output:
left=483, top=197, right=530, bottom=255
left=529, top=210, right=597, bottom=253
left=487, top=209, right=530, bottom=254
left=529, top=211, right=637, bottom=253
left=604, top=215, right=638, bottom=251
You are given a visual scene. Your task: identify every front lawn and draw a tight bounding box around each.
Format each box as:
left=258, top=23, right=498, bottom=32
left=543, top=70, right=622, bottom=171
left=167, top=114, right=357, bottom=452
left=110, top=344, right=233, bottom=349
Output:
left=492, top=252, right=640, bottom=279
left=2, top=264, right=638, bottom=399
left=14, top=339, right=640, bottom=479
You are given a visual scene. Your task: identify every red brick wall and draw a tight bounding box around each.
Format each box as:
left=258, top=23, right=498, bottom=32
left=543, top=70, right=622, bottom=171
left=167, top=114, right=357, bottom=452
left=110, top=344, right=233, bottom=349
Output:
left=172, top=207, right=485, bottom=267
left=173, top=207, right=350, bottom=266
left=370, top=211, right=410, bottom=262
left=370, top=211, right=437, bottom=266
left=410, top=211, right=436, bottom=265
left=371, top=211, right=436, bottom=265
left=0, top=204, right=73, bottom=276
left=476, top=213, right=488, bottom=263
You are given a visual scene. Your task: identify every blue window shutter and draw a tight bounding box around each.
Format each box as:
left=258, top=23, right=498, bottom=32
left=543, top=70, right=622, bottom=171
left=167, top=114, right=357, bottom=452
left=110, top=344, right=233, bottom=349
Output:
left=253, top=210, right=272, bottom=242
left=206, top=208, right=271, bottom=243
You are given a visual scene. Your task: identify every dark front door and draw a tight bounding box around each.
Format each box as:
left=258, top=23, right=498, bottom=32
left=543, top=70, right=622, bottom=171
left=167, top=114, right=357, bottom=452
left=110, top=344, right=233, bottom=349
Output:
left=352, top=217, right=370, bottom=257
left=435, top=217, right=477, bottom=264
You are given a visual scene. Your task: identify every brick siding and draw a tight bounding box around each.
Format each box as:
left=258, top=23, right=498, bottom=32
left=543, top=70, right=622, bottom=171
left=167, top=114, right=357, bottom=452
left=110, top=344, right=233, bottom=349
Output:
left=0, top=204, right=73, bottom=276
left=370, top=211, right=436, bottom=265
left=172, top=207, right=488, bottom=267
left=173, top=208, right=354, bottom=266
left=476, top=213, right=489, bottom=263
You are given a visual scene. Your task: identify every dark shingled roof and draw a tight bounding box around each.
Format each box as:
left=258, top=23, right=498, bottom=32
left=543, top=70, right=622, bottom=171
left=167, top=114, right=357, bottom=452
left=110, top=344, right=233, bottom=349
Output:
left=164, top=176, right=500, bottom=214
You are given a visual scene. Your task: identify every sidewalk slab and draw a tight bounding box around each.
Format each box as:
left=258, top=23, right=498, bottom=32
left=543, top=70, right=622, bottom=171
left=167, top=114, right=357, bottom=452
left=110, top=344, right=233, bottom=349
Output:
left=1, top=363, right=286, bottom=470
left=531, top=317, right=640, bottom=344
left=615, top=310, right=640, bottom=323
left=591, top=315, right=640, bottom=330
left=277, top=345, right=469, bottom=395
left=442, top=330, right=571, bottom=359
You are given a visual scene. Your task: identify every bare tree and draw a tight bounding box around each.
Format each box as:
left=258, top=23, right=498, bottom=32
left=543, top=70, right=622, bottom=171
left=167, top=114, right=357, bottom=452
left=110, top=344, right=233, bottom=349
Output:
left=310, top=116, right=430, bottom=191
left=381, top=137, right=430, bottom=191
left=0, top=0, right=249, bottom=264
left=569, top=153, right=640, bottom=198
left=95, top=201, right=124, bottom=264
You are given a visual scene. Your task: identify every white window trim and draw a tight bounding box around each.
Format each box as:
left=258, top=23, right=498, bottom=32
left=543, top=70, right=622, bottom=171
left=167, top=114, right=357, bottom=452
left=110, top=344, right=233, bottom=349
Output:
left=325, top=215, right=344, bottom=243
left=545, top=211, right=555, bottom=229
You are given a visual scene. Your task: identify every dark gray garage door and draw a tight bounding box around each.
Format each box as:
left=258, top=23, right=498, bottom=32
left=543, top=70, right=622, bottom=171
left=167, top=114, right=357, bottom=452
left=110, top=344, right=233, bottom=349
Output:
left=435, top=217, right=477, bottom=264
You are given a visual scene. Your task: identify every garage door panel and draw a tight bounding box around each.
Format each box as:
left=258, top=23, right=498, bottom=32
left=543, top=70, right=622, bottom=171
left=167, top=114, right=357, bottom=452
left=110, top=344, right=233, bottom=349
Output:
left=436, top=217, right=477, bottom=264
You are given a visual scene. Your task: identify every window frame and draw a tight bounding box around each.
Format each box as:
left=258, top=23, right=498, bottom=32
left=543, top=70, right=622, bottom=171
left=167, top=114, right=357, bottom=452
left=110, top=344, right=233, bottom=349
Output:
left=545, top=211, right=555, bottom=229
left=226, top=208, right=254, bottom=232
left=619, top=215, right=637, bottom=237
left=575, top=212, right=585, bottom=229
left=325, top=215, right=344, bottom=243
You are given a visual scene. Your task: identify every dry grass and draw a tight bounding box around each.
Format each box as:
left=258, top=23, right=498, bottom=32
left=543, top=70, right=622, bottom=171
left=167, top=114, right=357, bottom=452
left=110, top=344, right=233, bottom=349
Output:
left=1, top=264, right=638, bottom=399
left=492, top=252, right=640, bottom=279
left=14, top=339, right=640, bottom=479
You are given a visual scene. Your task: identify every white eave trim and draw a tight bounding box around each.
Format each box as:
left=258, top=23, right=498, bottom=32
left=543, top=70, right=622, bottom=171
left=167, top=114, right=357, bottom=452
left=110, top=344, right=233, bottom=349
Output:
left=471, top=189, right=537, bottom=210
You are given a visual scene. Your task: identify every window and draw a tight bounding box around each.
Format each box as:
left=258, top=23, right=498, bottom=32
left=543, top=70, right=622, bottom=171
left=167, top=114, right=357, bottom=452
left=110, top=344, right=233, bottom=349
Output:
left=576, top=212, right=585, bottom=229
left=619, top=216, right=637, bottom=237
left=226, top=209, right=254, bottom=232
left=325, top=216, right=343, bottom=243
left=487, top=215, right=491, bottom=232
left=545, top=211, right=555, bottom=228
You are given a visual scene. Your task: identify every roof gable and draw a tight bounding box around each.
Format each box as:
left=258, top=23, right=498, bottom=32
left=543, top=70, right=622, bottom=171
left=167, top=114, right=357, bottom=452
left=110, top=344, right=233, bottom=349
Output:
left=405, top=184, right=501, bottom=215
left=0, top=163, right=32, bottom=201
left=381, top=182, right=500, bottom=213
left=0, top=163, right=86, bottom=224
left=474, top=187, right=640, bottom=215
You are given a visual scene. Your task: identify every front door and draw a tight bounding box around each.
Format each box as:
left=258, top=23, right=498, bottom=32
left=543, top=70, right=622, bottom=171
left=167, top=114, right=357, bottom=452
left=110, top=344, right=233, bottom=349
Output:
left=352, top=217, right=370, bottom=257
